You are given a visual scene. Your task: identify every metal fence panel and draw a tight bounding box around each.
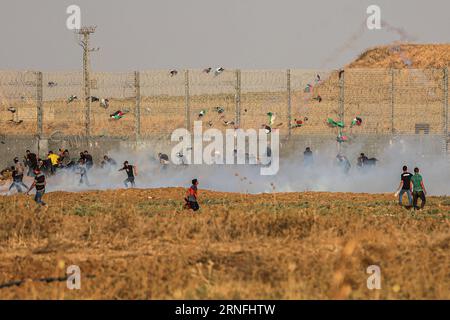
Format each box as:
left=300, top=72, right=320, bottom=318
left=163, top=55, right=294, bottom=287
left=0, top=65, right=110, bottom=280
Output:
left=290, top=69, right=339, bottom=135
left=394, top=68, right=444, bottom=134
left=140, top=70, right=185, bottom=136
left=189, top=69, right=236, bottom=133
left=240, top=70, right=288, bottom=135
left=0, top=68, right=448, bottom=147
left=42, top=71, right=84, bottom=137
left=90, top=72, right=135, bottom=138
left=0, top=71, right=38, bottom=135
left=344, top=69, right=392, bottom=134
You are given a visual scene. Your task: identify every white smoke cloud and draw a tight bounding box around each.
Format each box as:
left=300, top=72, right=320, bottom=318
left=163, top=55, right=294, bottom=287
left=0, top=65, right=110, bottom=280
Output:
left=1, top=139, right=449, bottom=196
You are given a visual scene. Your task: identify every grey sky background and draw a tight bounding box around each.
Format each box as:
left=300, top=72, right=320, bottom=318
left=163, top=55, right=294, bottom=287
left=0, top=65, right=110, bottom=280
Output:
left=0, top=0, right=449, bottom=71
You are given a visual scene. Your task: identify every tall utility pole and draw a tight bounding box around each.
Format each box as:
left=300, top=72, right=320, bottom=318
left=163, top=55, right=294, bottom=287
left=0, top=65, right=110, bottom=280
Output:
left=76, top=26, right=97, bottom=138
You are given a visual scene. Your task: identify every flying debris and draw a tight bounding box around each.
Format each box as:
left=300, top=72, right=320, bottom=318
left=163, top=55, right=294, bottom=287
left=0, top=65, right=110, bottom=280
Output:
left=110, top=110, right=128, bottom=120
left=67, top=95, right=78, bottom=103
left=336, top=133, right=349, bottom=143
left=267, top=112, right=276, bottom=125
left=223, top=120, right=235, bottom=126
left=262, top=124, right=272, bottom=134
left=313, top=95, right=322, bottom=103
left=292, top=117, right=308, bottom=128
left=214, top=67, right=225, bottom=76
left=304, top=84, right=313, bottom=93
left=350, top=117, right=363, bottom=127
left=169, top=70, right=178, bottom=77
left=47, top=81, right=57, bottom=87
left=327, top=118, right=345, bottom=128
left=215, top=106, right=225, bottom=114
left=100, top=98, right=110, bottom=108
left=203, top=67, right=212, bottom=74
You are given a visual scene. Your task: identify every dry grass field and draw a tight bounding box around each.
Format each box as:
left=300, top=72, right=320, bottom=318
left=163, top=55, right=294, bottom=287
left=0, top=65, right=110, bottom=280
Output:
left=0, top=188, right=448, bottom=299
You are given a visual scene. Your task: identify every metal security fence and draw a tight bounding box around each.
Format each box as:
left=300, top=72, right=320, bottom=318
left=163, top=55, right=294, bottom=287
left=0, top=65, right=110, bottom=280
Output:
left=0, top=68, right=448, bottom=147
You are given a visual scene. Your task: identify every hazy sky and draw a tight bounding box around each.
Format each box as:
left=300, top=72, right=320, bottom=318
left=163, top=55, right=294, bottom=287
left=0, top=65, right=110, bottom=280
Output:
left=0, top=0, right=449, bottom=71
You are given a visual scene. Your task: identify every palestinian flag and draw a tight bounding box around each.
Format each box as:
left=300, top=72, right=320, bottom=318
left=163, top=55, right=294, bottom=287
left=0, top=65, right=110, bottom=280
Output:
left=267, top=112, right=276, bottom=125
left=336, top=133, right=349, bottom=143
left=110, top=110, right=125, bottom=120
left=327, top=118, right=345, bottom=128
left=350, top=117, right=362, bottom=127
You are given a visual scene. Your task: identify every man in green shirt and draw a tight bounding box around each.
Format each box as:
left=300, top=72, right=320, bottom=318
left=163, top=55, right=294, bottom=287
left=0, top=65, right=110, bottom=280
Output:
left=411, top=167, right=426, bottom=210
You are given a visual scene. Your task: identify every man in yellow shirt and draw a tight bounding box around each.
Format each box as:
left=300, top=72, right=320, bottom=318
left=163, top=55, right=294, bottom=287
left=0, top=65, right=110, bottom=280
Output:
left=47, top=151, right=60, bottom=174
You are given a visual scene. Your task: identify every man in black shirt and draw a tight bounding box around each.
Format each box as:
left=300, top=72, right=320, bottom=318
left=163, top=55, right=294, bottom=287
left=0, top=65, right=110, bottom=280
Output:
left=119, top=161, right=137, bottom=188
left=26, top=168, right=47, bottom=206
left=396, top=165, right=413, bottom=206
left=83, top=151, right=94, bottom=170
left=25, top=150, right=38, bottom=176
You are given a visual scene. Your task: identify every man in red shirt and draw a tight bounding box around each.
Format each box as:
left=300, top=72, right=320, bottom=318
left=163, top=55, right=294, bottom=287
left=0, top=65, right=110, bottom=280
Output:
left=184, top=179, right=200, bottom=211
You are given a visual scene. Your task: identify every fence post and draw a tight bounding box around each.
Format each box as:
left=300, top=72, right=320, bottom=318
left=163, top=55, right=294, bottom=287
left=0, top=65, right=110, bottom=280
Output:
left=235, top=69, right=241, bottom=127
left=184, top=69, right=190, bottom=130
left=390, top=69, right=395, bottom=134
left=36, top=71, right=43, bottom=138
left=287, top=69, right=291, bottom=137
left=337, top=70, right=345, bottom=154
left=444, top=67, right=448, bottom=153
left=134, top=71, right=141, bottom=141
left=84, top=72, right=91, bottom=139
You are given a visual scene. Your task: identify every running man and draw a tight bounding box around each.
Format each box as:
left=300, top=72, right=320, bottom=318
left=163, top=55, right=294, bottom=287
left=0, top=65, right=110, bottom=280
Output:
left=411, top=167, right=427, bottom=210
left=397, top=165, right=413, bottom=206
left=119, top=161, right=137, bottom=188
left=26, top=168, right=47, bottom=206
left=25, top=150, right=38, bottom=176
left=184, top=178, right=200, bottom=211
left=47, top=151, right=60, bottom=174
left=83, top=151, right=94, bottom=170
left=9, top=157, right=28, bottom=192
left=77, top=158, right=90, bottom=186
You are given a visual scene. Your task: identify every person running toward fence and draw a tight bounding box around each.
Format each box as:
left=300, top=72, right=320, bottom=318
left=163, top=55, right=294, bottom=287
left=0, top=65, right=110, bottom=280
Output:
left=119, top=161, right=137, bottom=188
left=77, top=158, right=90, bottom=186
left=25, top=150, right=38, bottom=176
left=26, top=168, right=47, bottom=206
left=411, top=167, right=427, bottom=210
left=47, top=151, right=60, bottom=174
left=396, top=165, right=413, bottom=206
left=184, top=178, right=200, bottom=211
left=83, top=151, right=94, bottom=170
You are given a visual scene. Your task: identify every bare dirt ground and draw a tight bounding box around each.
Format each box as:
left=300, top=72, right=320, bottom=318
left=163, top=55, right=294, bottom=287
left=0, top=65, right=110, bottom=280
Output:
left=0, top=188, right=448, bottom=299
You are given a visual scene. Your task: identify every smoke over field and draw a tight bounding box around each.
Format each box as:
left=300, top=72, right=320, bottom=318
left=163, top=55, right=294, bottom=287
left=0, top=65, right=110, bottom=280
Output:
left=2, top=137, right=449, bottom=196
